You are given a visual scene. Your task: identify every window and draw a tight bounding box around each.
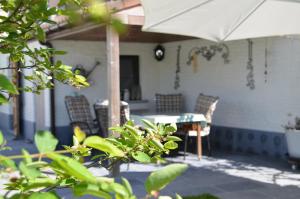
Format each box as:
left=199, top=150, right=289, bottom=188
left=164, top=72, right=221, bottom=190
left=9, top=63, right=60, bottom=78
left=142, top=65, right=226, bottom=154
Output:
left=120, top=56, right=140, bottom=101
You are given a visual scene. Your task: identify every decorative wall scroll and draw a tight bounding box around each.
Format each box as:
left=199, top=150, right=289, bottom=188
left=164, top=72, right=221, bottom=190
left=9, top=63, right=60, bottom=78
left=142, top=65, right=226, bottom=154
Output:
left=186, top=43, right=230, bottom=72
left=246, top=39, right=255, bottom=90
left=174, top=45, right=181, bottom=90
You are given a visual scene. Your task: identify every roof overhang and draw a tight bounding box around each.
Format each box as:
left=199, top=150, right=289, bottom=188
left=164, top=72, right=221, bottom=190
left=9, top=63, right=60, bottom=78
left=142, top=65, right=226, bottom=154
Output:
left=45, top=0, right=196, bottom=43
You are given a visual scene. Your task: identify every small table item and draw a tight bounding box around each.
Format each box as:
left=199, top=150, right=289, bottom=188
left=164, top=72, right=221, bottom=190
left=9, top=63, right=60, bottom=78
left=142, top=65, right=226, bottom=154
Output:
left=131, top=113, right=206, bottom=160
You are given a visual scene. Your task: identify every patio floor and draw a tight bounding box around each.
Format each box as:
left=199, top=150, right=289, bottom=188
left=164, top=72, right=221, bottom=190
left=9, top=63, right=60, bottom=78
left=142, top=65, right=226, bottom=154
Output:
left=1, top=134, right=300, bottom=198
left=74, top=153, right=300, bottom=199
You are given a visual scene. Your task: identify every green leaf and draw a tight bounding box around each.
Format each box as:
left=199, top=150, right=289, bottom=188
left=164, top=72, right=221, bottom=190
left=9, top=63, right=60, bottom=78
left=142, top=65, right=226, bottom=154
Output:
left=28, top=192, right=60, bottom=199
left=105, top=182, right=129, bottom=197
left=121, top=177, right=133, bottom=195
left=24, top=178, right=57, bottom=191
left=0, top=93, right=8, bottom=104
left=34, top=131, right=58, bottom=153
left=108, top=126, right=124, bottom=134
left=125, top=125, right=143, bottom=137
left=164, top=123, right=177, bottom=133
left=0, top=155, right=17, bottom=170
left=47, top=153, right=95, bottom=182
left=111, top=18, right=127, bottom=34
left=166, top=136, right=182, bottom=142
left=142, top=119, right=157, bottom=130
left=22, top=149, right=32, bottom=163
left=164, top=141, right=178, bottom=150
left=84, top=136, right=124, bottom=157
left=5, top=194, right=23, bottom=199
left=19, top=161, right=41, bottom=180
left=36, top=26, right=46, bottom=42
left=0, top=130, right=3, bottom=145
left=145, top=164, right=188, bottom=194
left=88, top=2, right=109, bottom=21
left=73, top=182, right=111, bottom=199
left=73, top=136, right=79, bottom=146
left=0, top=74, right=18, bottom=94
left=144, top=127, right=155, bottom=136
left=175, top=194, right=183, bottom=199
left=26, top=161, right=48, bottom=168
left=132, top=151, right=151, bottom=163
left=149, top=139, right=164, bottom=151
left=74, top=126, right=86, bottom=143
left=126, top=120, right=135, bottom=127
left=53, top=50, right=66, bottom=55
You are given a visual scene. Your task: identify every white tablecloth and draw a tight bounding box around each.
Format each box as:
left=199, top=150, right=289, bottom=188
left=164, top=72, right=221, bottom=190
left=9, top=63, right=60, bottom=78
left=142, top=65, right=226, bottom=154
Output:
left=130, top=113, right=206, bottom=125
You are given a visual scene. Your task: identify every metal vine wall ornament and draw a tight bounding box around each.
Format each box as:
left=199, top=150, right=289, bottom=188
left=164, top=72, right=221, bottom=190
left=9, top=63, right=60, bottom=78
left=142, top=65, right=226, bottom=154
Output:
left=246, top=39, right=255, bottom=90
left=264, top=39, right=268, bottom=83
left=174, top=45, right=181, bottom=90
left=73, top=60, right=101, bottom=84
left=186, top=43, right=230, bottom=67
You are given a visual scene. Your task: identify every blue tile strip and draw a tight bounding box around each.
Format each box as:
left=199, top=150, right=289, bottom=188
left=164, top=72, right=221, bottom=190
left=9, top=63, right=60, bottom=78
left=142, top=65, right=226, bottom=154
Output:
left=0, top=112, right=13, bottom=135
left=0, top=112, right=289, bottom=159
left=0, top=112, right=36, bottom=141
left=210, top=125, right=288, bottom=159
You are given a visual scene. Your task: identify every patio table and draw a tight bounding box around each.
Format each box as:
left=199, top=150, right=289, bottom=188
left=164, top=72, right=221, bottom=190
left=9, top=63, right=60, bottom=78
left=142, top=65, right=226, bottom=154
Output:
left=131, top=113, right=206, bottom=160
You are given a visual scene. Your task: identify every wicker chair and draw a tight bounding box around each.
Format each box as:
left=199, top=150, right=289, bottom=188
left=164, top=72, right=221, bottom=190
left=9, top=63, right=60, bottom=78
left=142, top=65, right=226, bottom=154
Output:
left=65, top=95, right=101, bottom=136
left=155, top=93, right=183, bottom=113
left=181, top=93, right=219, bottom=158
left=94, top=100, right=130, bottom=138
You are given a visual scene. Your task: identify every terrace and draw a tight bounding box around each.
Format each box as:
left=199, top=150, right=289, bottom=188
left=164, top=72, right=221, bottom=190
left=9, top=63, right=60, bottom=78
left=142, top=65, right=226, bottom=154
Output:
left=1, top=0, right=300, bottom=198
left=1, top=135, right=300, bottom=198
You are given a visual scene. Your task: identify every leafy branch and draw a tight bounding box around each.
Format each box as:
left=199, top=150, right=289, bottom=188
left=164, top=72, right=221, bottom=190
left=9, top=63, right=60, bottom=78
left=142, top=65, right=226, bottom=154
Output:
left=0, top=120, right=187, bottom=199
left=0, top=0, right=126, bottom=104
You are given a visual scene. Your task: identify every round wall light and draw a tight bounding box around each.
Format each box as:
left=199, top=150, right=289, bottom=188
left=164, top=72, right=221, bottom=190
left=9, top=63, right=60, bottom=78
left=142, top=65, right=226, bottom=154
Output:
left=154, top=44, right=165, bottom=61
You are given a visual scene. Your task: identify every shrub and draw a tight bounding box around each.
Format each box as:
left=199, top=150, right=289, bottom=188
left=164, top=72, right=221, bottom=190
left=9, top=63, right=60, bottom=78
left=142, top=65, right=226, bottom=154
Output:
left=0, top=120, right=189, bottom=198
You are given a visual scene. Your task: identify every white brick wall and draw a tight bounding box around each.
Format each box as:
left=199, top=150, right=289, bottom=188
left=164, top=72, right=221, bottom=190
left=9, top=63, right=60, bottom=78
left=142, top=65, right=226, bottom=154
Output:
left=158, top=37, right=300, bottom=133
left=52, top=40, right=159, bottom=126
left=2, top=36, right=300, bottom=134
left=0, top=54, right=11, bottom=115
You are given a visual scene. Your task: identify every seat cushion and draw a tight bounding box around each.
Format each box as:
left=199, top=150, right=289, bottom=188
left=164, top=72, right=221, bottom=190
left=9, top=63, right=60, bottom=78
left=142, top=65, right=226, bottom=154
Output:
left=188, top=126, right=210, bottom=137
left=155, top=93, right=183, bottom=113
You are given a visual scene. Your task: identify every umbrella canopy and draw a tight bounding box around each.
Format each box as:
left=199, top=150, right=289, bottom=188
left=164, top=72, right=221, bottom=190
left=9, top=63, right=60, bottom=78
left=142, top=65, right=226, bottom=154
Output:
left=141, top=0, right=300, bottom=42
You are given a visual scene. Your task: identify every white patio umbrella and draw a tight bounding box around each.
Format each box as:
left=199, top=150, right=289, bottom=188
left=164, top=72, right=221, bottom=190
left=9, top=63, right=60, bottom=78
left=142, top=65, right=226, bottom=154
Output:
left=141, top=0, right=300, bottom=42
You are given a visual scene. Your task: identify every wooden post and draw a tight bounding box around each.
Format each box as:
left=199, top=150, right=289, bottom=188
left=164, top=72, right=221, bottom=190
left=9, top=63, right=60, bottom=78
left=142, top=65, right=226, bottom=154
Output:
left=11, top=62, right=20, bottom=138
left=106, top=24, right=121, bottom=176
left=197, top=123, right=202, bottom=160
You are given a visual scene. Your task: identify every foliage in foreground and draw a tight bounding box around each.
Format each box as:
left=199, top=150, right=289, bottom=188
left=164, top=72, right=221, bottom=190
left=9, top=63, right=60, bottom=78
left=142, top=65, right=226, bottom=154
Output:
left=0, top=0, right=124, bottom=104
left=0, top=120, right=189, bottom=199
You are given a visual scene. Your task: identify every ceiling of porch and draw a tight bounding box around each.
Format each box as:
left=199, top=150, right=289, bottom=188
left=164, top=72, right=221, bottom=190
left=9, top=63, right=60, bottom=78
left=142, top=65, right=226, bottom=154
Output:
left=46, top=24, right=195, bottom=43
left=45, top=3, right=196, bottom=43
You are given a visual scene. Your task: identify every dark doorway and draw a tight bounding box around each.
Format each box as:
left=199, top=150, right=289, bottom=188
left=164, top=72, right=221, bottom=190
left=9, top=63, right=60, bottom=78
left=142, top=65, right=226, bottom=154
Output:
left=120, top=55, right=140, bottom=100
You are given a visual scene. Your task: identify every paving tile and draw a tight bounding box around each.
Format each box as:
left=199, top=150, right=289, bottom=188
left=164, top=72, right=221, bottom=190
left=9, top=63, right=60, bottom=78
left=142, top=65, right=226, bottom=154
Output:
left=216, top=180, right=266, bottom=192
left=258, top=185, right=300, bottom=199
left=161, top=185, right=224, bottom=197
left=216, top=190, right=271, bottom=199
left=2, top=136, right=300, bottom=198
